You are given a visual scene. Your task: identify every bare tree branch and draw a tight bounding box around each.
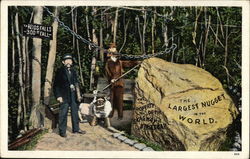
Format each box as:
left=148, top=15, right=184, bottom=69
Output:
left=209, top=25, right=225, bottom=48
left=234, top=59, right=242, bottom=70
left=222, top=65, right=237, bottom=84
left=66, top=6, right=78, bottom=14
left=119, top=10, right=130, bottom=53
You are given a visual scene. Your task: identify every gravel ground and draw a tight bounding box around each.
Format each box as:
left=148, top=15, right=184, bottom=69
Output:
left=35, top=111, right=137, bottom=151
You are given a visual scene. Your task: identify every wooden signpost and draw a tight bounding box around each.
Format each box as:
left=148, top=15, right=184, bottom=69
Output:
left=23, top=23, right=53, bottom=40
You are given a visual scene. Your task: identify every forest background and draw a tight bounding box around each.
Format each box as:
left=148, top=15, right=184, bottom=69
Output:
left=7, top=6, right=242, bottom=142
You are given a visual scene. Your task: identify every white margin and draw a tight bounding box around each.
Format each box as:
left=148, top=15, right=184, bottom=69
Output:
left=1, top=0, right=249, bottom=158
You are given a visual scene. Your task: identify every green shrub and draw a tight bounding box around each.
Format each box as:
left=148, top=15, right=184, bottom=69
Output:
left=16, top=129, right=48, bottom=150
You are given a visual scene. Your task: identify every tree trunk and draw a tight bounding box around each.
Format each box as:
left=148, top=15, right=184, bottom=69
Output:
left=216, top=7, right=224, bottom=39
left=151, top=7, right=156, bottom=54
left=25, top=11, right=33, bottom=112
left=194, top=29, right=204, bottom=67
left=25, top=37, right=30, bottom=113
left=99, top=10, right=104, bottom=62
left=119, top=10, right=129, bottom=53
left=176, top=36, right=180, bottom=63
left=142, top=7, right=147, bottom=54
left=171, top=30, right=175, bottom=62
left=163, top=7, right=169, bottom=48
left=202, top=14, right=211, bottom=68
left=136, top=15, right=143, bottom=54
left=17, top=91, right=22, bottom=129
left=92, top=7, right=98, bottom=45
left=74, top=8, right=84, bottom=87
left=192, top=7, right=202, bottom=66
left=43, top=7, right=60, bottom=129
left=22, top=36, right=26, bottom=89
left=44, top=7, right=59, bottom=106
left=30, top=6, right=44, bottom=128
left=85, top=7, right=91, bottom=50
left=11, top=12, right=15, bottom=84
left=192, top=7, right=202, bottom=46
left=15, top=8, right=24, bottom=130
left=113, top=7, right=119, bottom=43
left=90, top=7, right=98, bottom=90
left=212, top=10, right=219, bottom=56
left=182, top=44, right=185, bottom=64
left=72, top=7, right=76, bottom=53
left=21, top=35, right=27, bottom=131
left=89, top=57, right=96, bottom=91
left=224, top=18, right=229, bottom=66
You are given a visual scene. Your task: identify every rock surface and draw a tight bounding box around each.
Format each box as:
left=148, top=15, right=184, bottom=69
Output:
left=124, top=138, right=137, bottom=146
left=131, top=57, right=238, bottom=151
left=117, top=135, right=128, bottom=141
left=142, top=147, right=154, bottom=151
left=134, top=143, right=147, bottom=150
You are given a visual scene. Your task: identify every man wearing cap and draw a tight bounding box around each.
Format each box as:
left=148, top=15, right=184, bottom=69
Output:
left=53, top=54, right=85, bottom=137
left=105, top=43, right=140, bottom=120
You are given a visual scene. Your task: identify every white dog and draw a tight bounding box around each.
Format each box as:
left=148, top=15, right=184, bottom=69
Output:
left=78, top=103, right=92, bottom=123
left=78, top=95, right=112, bottom=123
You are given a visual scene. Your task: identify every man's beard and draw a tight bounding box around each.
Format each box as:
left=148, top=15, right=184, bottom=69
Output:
left=111, top=56, right=117, bottom=62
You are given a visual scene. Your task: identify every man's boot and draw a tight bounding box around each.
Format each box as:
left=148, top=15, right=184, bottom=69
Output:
left=104, top=117, right=111, bottom=128
left=90, top=116, right=97, bottom=126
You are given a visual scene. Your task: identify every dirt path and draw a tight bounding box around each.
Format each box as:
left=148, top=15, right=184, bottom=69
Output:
left=35, top=111, right=138, bottom=151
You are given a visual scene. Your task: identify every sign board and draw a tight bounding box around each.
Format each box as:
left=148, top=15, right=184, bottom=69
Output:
left=23, top=23, right=53, bottom=40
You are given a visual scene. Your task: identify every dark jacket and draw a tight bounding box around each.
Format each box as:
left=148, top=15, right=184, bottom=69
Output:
left=53, top=66, right=79, bottom=103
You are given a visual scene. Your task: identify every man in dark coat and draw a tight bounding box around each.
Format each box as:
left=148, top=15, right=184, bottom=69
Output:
left=105, top=43, right=140, bottom=120
left=53, top=54, right=85, bottom=137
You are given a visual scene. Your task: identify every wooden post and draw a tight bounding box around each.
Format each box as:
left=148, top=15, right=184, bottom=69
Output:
left=30, top=6, right=44, bottom=128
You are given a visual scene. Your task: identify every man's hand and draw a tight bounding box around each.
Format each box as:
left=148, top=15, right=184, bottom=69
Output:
left=57, top=97, right=63, bottom=103
left=92, top=97, right=97, bottom=103
left=77, top=95, right=82, bottom=103
left=90, top=97, right=97, bottom=105
left=93, top=90, right=98, bottom=95
left=137, top=61, right=143, bottom=64
left=111, top=79, right=117, bottom=83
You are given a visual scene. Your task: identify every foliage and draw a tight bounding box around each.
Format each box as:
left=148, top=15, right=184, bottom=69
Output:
left=16, top=129, right=48, bottom=150
left=126, top=134, right=164, bottom=151
left=218, top=132, right=235, bottom=151
left=123, top=101, right=134, bottom=110
left=219, top=116, right=241, bottom=151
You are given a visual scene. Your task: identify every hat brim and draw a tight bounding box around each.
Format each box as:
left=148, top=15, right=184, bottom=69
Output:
left=63, top=57, right=73, bottom=60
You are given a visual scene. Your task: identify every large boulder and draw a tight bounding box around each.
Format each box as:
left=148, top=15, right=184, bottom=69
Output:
left=131, top=58, right=238, bottom=151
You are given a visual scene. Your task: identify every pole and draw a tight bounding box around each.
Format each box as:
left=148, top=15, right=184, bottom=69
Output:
left=101, top=62, right=141, bottom=91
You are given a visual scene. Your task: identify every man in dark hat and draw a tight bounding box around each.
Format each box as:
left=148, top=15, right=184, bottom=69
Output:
left=53, top=54, right=85, bottom=137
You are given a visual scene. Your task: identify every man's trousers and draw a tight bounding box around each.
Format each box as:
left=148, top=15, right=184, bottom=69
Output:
left=109, top=86, right=124, bottom=118
left=58, top=93, right=79, bottom=135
